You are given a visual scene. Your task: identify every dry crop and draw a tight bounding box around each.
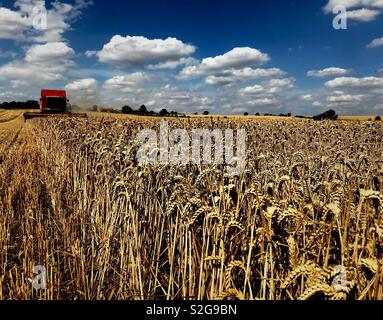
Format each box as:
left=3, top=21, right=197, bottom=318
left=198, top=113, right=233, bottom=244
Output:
left=0, top=114, right=382, bottom=300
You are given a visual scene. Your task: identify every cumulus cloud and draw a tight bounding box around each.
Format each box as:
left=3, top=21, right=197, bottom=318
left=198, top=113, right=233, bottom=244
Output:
left=178, top=47, right=281, bottom=86
left=301, top=94, right=314, bottom=101
left=324, top=0, right=383, bottom=21
left=246, top=98, right=276, bottom=106
left=199, top=47, right=269, bottom=72
left=205, top=67, right=285, bottom=86
left=307, top=67, right=352, bottom=78
left=95, top=35, right=196, bottom=68
left=235, top=77, right=295, bottom=112
left=0, top=90, right=28, bottom=101
left=0, top=0, right=92, bottom=42
left=327, top=93, right=365, bottom=102
left=65, top=78, right=98, bottom=106
left=100, top=73, right=214, bottom=113
left=239, top=78, right=294, bottom=96
left=0, top=42, right=75, bottom=85
left=323, top=76, right=383, bottom=113
left=25, top=42, right=75, bottom=63
left=325, top=76, right=383, bottom=88
left=0, top=7, right=30, bottom=40
left=324, top=0, right=383, bottom=12
left=367, top=37, right=383, bottom=48
left=179, top=47, right=270, bottom=79
left=146, top=57, right=198, bottom=70
left=103, top=73, right=150, bottom=93
left=84, top=50, right=97, bottom=57
left=347, top=8, right=381, bottom=21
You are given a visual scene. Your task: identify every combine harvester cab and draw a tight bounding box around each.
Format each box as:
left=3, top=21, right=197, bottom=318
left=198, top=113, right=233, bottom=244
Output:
left=24, top=89, right=87, bottom=120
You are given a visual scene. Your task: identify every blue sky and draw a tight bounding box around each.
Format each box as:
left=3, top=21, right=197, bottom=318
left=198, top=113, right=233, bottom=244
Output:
left=0, top=0, right=382, bottom=115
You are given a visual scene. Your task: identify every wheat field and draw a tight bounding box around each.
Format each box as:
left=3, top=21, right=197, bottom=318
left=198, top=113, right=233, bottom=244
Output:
left=0, top=111, right=382, bottom=300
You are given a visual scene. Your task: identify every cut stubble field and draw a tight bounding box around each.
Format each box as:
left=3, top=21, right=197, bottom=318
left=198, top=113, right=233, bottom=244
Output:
left=0, top=110, right=382, bottom=300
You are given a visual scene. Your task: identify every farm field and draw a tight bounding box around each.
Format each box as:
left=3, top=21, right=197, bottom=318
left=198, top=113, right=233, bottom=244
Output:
left=0, top=111, right=382, bottom=300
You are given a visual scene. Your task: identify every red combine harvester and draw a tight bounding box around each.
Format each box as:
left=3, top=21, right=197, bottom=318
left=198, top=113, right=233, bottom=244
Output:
left=24, top=89, right=87, bottom=120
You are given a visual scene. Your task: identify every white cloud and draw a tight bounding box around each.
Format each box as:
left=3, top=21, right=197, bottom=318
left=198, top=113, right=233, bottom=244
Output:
left=327, top=93, right=365, bottom=102
left=313, top=101, right=323, bottom=107
left=85, top=50, right=97, bottom=57
left=146, top=57, right=198, bottom=70
left=177, top=65, right=202, bottom=80
left=302, top=94, right=314, bottom=101
left=65, top=78, right=97, bottom=91
left=324, top=0, right=383, bottom=12
left=322, top=75, right=383, bottom=113
left=101, top=75, right=214, bottom=112
left=0, top=7, right=30, bottom=40
left=0, top=42, right=75, bottom=85
left=325, top=76, right=383, bottom=88
left=199, top=47, right=269, bottom=72
left=96, top=35, right=196, bottom=68
left=324, top=0, right=383, bottom=21
left=178, top=47, right=278, bottom=86
left=347, top=8, right=381, bottom=21
left=239, top=78, right=294, bottom=96
left=103, top=73, right=150, bottom=93
left=0, top=1, right=92, bottom=42
left=205, top=67, right=285, bottom=86
left=246, top=98, right=276, bottom=106
left=25, top=42, right=75, bottom=63
left=239, top=84, right=267, bottom=95
left=65, top=78, right=98, bottom=106
left=367, top=37, right=383, bottom=48
left=236, top=78, right=295, bottom=112
left=307, top=67, right=352, bottom=78
left=0, top=90, right=28, bottom=101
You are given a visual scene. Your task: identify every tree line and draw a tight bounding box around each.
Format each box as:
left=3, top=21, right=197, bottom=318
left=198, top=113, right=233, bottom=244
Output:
left=0, top=100, right=39, bottom=110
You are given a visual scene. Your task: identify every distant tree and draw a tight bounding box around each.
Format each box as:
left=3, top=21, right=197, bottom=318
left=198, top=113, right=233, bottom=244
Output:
left=203, top=111, right=209, bottom=115
left=138, top=105, right=148, bottom=115
left=375, top=116, right=381, bottom=121
left=194, top=112, right=198, bottom=115
left=0, top=100, right=38, bottom=110
left=92, top=105, right=98, bottom=112
left=287, top=113, right=292, bottom=117
left=313, top=109, right=338, bottom=121
left=244, top=112, right=249, bottom=116
left=255, top=112, right=260, bottom=116
left=159, top=108, right=169, bottom=116
left=122, top=105, right=133, bottom=114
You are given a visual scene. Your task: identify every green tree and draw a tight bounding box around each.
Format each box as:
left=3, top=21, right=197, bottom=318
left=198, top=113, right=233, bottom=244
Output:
left=122, top=105, right=133, bottom=114
left=159, top=108, right=169, bottom=116
left=138, top=105, right=148, bottom=115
